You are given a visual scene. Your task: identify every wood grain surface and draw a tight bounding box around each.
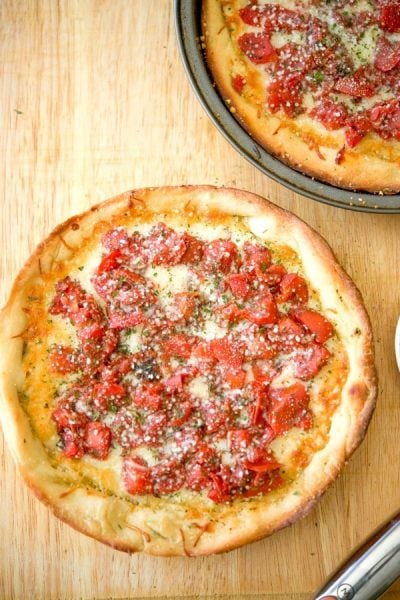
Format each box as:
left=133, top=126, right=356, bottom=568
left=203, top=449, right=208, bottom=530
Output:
left=1, top=1, right=399, bottom=599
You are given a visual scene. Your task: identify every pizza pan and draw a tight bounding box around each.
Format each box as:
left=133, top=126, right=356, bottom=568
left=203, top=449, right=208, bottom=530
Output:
left=174, top=0, right=400, bottom=214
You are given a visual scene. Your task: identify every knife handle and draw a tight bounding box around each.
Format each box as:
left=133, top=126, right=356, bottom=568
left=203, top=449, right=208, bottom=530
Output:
left=313, top=512, right=400, bottom=600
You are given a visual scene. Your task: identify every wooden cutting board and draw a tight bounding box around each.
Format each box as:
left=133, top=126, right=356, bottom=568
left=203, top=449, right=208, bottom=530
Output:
left=1, top=2, right=399, bottom=599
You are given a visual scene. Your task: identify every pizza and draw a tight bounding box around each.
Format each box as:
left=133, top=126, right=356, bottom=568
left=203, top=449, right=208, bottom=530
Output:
left=202, top=0, right=400, bottom=193
left=0, top=186, right=376, bottom=555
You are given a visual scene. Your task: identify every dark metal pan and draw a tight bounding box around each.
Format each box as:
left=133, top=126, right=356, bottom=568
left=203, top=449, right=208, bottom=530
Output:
left=174, top=0, right=400, bottom=213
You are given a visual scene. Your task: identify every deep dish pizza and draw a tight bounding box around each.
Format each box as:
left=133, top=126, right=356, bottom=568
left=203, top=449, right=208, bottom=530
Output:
left=202, top=0, right=400, bottom=193
left=0, top=186, right=376, bottom=555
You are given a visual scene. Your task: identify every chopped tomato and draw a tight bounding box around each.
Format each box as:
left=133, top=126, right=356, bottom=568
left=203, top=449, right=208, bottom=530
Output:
left=169, top=399, right=193, bottom=427
left=207, top=471, right=230, bottom=503
left=216, top=302, right=242, bottom=323
left=291, top=308, right=333, bottom=344
left=97, top=248, right=123, bottom=274
left=143, top=411, right=168, bottom=444
left=225, top=273, right=251, bottom=299
left=144, top=222, right=187, bottom=266
left=267, top=383, right=311, bottom=436
left=240, top=326, right=276, bottom=360
left=62, top=429, right=85, bottom=459
left=108, top=308, right=146, bottom=330
left=180, top=232, right=204, bottom=264
left=163, top=334, right=198, bottom=360
left=239, top=4, right=263, bottom=26
left=52, top=404, right=88, bottom=432
left=185, top=462, right=211, bottom=491
left=132, top=384, right=162, bottom=411
left=85, top=421, right=111, bottom=460
left=232, top=73, right=246, bottom=93
left=375, top=36, right=400, bottom=71
left=294, top=343, right=331, bottom=380
left=242, top=470, right=284, bottom=499
left=263, top=264, right=287, bottom=287
left=202, top=239, right=238, bottom=273
left=380, top=3, right=400, bottom=32
left=49, top=345, right=80, bottom=374
left=209, top=337, right=243, bottom=370
left=278, top=316, right=303, bottom=340
left=242, top=241, right=272, bottom=276
left=123, top=456, right=153, bottom=495
left=227, top=428, right=252, bottom=452
left=250, top=379, right=269, bottom=425
left=238, top=32, right=277, bottom=64
left=151, top=460, right=186, bottom=495
left=169, top=292, right=197, bottom=321
left=243, top=456, right=280, bottom=472
left=241, top=291, right=278, bottom=326
left=93, top=381, right=127, bottom=412
left=101, top=228, right=130, bottom=250
left=310, top=98, right=348, bottom=130
left=334, top=71, right=375, bottom=97
left=278, top=273, right=308, bottom=304
left=224, top=368, right=247, bottom=389
left=191, top=340, right=216, bottom=364
left=202, top=400, right=230, bottom=435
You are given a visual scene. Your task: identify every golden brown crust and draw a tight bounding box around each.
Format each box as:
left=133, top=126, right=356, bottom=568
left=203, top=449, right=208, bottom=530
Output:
left=0, top=186, right=377, bottom=555
left=202, top=0, right=400, bottom=194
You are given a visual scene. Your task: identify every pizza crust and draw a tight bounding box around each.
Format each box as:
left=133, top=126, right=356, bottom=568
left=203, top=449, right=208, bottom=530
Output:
left=202, top=0, right=400, bottom=194
left=0, top=186, right=377, bottom=555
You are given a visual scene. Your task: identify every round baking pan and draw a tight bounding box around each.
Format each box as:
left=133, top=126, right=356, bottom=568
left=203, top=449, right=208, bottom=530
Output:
left=174, top=0, right=400, bottom=213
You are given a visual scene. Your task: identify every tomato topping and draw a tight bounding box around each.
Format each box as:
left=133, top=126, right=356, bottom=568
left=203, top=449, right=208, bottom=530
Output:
left=209, top=337, right=243, bottom=370
left=224, top=368, right=247, bottom=389
left=180, top=233, right=204, bottom=264
left=292, top=308, right=333, bottom=344
left=108, top=308, right=146, bottom=330
left=49, top=345, right=80, bottom=374
left=93, top=381, right=127, bottom=412
left=263, top=264, right=287, bottom=287
left=232, top=73, right=246, bottom=93
left=144, top=223, right=186, bottom=266
left=151, top=460, right=186, bottom=495
left=62, top=429, right=85, bottom=459
left=225, top=273, right=251, bottom=299
left=310, top=98, right=348, bottom=130
left=242, top=291, right=279, bottom=326
left=52, top=403, right=88, bottom=432
left=243, top=456, right=281, bottom=472
left=278, top=273, right=309, bottom=304
left=238, top=32, right=277, bottom=64
left=97, top=248, right=123, bottom=274
left=345, top=113, right=372, bottom=147
left=242, top=241, right=272, bottom=278
left=227, top=428, right=252, bottom=453
left=294, top=343, right=331, bottom=380
left=169, top=292, right=197, bottom=321
left=202, top=239, right=238, bottom=273
left=241, top=325, right=276, bottom=360
left=123, top=456, right=153, bottom=495
left=239, top=4, right=263, bottom=26
left=185, top=462, right=211, bottom=491
left=334, top=72, right=375, bottom=98
left=380, top=3, right=400, bottom=32
left=85, top=421, right=111, bottom=459
left=132, top=384, right=162, bottom=412
left=163, top=334, right=197, bottom=360
left=169, top=400, right=193, bottom=427
left=267, top=383, right=311, bottom=436
left=375, top=36, right=400, bottom=71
